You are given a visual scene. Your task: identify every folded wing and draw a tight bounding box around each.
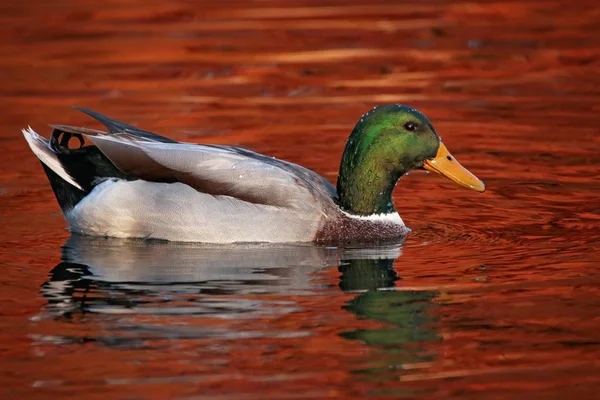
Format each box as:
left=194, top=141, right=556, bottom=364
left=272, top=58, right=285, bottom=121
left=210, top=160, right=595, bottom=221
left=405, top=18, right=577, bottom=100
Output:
left=84, top=133, right=337, bottom=210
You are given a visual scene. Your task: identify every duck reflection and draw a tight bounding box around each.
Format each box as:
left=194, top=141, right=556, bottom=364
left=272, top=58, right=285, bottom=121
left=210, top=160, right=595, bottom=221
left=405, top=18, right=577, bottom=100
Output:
left=40, top=235, right=439, bottom=362
left=337, top=248, right=440, bottom=373
left=42, top=234, right=343, bottom=317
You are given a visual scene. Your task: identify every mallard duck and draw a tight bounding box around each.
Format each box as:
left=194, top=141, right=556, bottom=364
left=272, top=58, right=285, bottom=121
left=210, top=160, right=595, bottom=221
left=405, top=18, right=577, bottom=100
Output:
left=23, top=104, right=484, bottom=244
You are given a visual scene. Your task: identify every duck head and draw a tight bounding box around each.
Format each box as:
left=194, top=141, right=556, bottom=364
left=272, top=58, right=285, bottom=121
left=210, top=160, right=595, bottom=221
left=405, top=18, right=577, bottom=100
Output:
left=336, top=104, right=485, bottom=216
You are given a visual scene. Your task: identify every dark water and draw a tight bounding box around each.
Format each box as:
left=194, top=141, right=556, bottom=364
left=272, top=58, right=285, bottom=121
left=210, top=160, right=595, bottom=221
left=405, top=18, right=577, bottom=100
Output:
left=1, top=0, right=600, bottom=399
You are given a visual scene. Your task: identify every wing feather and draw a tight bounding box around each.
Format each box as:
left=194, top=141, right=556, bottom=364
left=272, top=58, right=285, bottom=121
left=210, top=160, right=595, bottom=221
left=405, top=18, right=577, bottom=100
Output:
left=86, top=134, right=336, bottom=209
left=56, top=107, right=337, bottom=210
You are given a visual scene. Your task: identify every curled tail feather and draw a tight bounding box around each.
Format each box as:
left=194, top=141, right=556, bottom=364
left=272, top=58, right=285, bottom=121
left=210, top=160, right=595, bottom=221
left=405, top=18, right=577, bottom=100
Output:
left=23, top=124, right=130, bottom=213
left=22, top=127, right=84, bottom=191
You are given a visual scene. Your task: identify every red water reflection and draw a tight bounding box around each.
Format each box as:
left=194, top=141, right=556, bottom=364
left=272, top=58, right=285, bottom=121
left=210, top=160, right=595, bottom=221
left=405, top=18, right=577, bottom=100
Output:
left=1, top=0, right=599, bottom=399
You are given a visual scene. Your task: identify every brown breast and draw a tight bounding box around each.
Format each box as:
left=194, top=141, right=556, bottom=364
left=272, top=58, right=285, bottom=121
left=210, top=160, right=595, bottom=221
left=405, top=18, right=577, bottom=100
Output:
left=313, top=211, right=410, bottom=245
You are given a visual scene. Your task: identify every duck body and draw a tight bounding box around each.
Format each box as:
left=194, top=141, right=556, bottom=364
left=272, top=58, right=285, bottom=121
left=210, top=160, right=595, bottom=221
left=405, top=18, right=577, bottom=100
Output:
left=67, top=177, right=407, bottom=243
left=23, top=105, right=483, bottom=244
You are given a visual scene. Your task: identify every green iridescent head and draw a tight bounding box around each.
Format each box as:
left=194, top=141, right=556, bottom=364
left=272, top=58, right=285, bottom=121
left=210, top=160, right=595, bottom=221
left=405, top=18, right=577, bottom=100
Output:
left=336, top=104, right=484, bottom=216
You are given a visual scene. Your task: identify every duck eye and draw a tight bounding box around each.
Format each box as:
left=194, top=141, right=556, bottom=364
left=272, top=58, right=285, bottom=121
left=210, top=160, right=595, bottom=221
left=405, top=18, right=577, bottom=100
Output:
left=403, top=122, right=418, bottom=132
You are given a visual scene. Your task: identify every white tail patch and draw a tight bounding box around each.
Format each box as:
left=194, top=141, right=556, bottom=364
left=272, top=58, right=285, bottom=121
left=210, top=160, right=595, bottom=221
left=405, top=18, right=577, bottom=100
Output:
left=22, top=126, right=84, bottom=191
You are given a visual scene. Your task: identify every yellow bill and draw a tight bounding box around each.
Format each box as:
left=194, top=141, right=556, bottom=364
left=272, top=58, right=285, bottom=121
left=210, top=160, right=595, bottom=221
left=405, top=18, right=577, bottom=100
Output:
left=423, top=142, right=485, bottom=192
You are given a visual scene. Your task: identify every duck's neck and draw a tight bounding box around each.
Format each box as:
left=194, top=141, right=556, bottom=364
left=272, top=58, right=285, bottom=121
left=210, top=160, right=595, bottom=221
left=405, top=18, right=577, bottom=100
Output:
left=336, top=132, right=406, bottom=216
left=336, top=169, right=402, bottom=215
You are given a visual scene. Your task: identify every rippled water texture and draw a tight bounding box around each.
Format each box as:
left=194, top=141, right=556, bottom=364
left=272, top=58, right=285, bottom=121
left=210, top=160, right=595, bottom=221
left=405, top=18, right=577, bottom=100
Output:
left=1, top=0, right=600, bottom=399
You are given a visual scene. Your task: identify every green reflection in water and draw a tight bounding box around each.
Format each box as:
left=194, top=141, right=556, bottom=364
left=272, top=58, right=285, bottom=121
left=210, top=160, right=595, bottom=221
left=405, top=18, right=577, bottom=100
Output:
left=338, top=255, right=440, bottom=388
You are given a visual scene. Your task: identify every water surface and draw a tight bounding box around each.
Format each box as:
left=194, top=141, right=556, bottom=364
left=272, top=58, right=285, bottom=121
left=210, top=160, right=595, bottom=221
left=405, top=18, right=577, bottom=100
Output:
left=1, top=0, right=599, bottom=399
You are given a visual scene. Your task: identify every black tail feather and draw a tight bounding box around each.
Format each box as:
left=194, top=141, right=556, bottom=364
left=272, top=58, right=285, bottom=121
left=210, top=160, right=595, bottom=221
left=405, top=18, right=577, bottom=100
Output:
left=28, top=107, right=177, bottom=212
left=42, top=164, right=87, bottom=213
left=42, top=127, right=130, bottom=211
